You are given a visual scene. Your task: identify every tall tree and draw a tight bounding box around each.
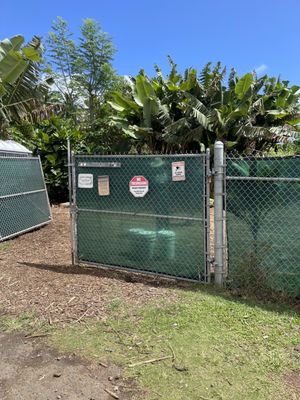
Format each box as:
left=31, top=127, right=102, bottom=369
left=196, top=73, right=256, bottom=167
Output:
left=46, top=17, right=78, bottom=119
left=76, top=18, right=116, bottom=124
left=46, top=17, right=118, bottom=125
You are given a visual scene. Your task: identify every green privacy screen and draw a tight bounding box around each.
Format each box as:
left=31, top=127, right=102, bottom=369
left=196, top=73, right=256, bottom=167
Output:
left=226, top=156, right=300, bottom=297
left=74, top=154, right=207, bottom=280
left=0, top=156, right=51, bottom=241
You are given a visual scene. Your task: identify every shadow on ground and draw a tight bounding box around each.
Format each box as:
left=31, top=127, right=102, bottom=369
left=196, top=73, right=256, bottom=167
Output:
left=18, top=261, right=300, bottom=317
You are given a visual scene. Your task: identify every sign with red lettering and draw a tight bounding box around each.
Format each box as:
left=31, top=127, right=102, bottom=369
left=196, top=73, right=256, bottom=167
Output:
left=129, top=176, right=149, bottom=197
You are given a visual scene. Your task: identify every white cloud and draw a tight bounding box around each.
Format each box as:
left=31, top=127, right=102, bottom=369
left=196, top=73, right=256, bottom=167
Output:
left=254, top=64, right=268, bottom=74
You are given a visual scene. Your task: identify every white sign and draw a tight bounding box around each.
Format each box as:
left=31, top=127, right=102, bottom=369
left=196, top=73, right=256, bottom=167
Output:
left=129, top=176, right=149, bottom=197
left=172, top=161, right=186, bottom=181
left=78, top=173, right=93, bottom=188
left=98, top=175, right=110, bottom=196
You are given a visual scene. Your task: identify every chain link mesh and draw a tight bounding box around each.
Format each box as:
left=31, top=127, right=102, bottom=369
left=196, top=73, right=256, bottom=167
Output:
left=225, top=154, right=300, bottom=297
left=0, top=156, right=52, bottom=241
left=74, top=154, right=207, bottom=280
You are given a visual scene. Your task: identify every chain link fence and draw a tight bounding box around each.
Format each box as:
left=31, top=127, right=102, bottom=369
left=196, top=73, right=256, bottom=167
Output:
left=0, top=155, right=52, bottom=241
left=225, top=153, right=300, bottom=297
left=71, top=146, right=299, bottom=297
left=72, top=154, right=210, bottom=281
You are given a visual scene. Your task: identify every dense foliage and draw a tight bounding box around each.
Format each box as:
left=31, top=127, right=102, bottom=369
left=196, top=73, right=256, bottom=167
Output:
left=13, top=116, right=87, bottom=202
left=109, top=59, right=300, bottom=153
left=0, top=35, right=49, bottom=136
left=2, top=21, right=300, bottom=202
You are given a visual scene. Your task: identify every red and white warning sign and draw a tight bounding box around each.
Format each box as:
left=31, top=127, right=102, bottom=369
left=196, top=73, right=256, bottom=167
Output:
left=129, top=176, right=149, bottom=197
left=172, top=161, right=186, bottom=181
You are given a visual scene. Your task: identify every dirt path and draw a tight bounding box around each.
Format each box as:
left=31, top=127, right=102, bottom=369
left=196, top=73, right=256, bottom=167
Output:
left=0, top=331, right=133, bottom=400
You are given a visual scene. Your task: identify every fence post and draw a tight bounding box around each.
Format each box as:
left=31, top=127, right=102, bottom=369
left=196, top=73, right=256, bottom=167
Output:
left=205, top=148, right=211, bottom=283
left=214, top=141, right=224, bottom=285
left=67, top=135, right=76, bottom=266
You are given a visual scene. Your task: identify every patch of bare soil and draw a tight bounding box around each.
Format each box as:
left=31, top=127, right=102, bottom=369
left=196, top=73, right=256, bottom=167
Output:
left=0, top=331, right=136, bottom=400
left=0, top=207, right=180, bottom=324
left=283, top=371, right=300, bottom=399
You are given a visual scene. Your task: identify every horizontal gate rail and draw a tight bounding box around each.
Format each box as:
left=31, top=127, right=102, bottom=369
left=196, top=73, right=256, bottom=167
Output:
left=77, top=207, right=203, bottom=222
left=81, top=260, right=202, bottom=283
left=0, top=188, right=46, bottom=200
left=74, top=153, right=205, bottom=158
left=0, top=155, right=40, bottom=160
left=226, top=176, right=300, bottom=182
left=0, top=220, right=51, bottom=242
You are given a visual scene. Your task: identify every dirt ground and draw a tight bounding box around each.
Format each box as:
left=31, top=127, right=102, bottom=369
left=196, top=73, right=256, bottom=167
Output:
left=0, top=207, right=184, bottom=399
left=0, top=207, right=299, bottom=399
left=0, top=331, right=134, bottom=400
left=0, top=207, right=179, bottom=324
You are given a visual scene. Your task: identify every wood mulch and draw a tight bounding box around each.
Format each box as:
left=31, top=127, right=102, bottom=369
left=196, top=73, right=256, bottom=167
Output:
left=0, top=207, right=181, bottom=324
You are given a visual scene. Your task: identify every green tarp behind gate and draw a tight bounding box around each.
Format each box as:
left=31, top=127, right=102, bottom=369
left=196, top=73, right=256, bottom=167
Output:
left=226, top=156, right=300, bottom=297
left=0, top=157, right=51, bottom=240
left=75, top=155, right=206, bottom=280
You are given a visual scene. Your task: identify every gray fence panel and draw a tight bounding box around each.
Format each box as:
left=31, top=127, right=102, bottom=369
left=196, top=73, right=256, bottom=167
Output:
left=226, top=155, right=300, bottom=297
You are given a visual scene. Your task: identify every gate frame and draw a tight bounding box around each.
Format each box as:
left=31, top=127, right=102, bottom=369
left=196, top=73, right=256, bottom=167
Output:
left=69, top=151, right=212, bottom=283
left=0, top=154, right=52, bottom=242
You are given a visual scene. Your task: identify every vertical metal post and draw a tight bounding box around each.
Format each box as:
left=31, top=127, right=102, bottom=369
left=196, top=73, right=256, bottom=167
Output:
left=67, top=135, right=76, bottom=266
left=214, top=141, right=224, bottom=285
left=70, top=152, right=78, bottom=265
left=67, top=135, right=72, bottom=208
left=205, top=148, right=211, bottom=283
left=38, top=155, right=52, bottom=220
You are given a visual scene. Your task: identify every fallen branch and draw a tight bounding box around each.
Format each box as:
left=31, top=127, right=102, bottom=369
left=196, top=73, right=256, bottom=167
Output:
left=99, top=361, right=108, bottom=368
left=68, top=296, right=76, bottom=304
left=75, top=308, right=89, bottom=323
left=129, top=355, right=172, bottom=368
left=25, top=333, right=50, bottom=339
left=104, top=388, right=119, bottom=399
left=44, top=302, right=54, bottom=311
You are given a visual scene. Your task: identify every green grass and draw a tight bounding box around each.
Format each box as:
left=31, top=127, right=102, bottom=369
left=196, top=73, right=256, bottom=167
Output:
left=0, top=311, right=50, bottom=333
left=1, top=288, right=299, bottom=399
left=0, top=242, right=10, bottom=252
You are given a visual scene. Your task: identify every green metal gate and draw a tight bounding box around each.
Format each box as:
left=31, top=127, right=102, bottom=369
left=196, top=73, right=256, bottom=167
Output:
left=72, top=154, right=210, bottom=281
left=0, top=155, right=51, bottom=241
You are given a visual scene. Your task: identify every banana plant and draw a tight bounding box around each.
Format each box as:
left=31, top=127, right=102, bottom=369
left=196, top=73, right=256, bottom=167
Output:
left=108, top=72, right=171, bottom=151
left=0, top=35, right=44, bottom=136
left=109, top=58, right=300, bottom=153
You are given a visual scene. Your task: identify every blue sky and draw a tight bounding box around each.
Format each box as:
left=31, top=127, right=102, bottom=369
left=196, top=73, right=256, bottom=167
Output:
left=4, top=0, right=300, bottom=84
